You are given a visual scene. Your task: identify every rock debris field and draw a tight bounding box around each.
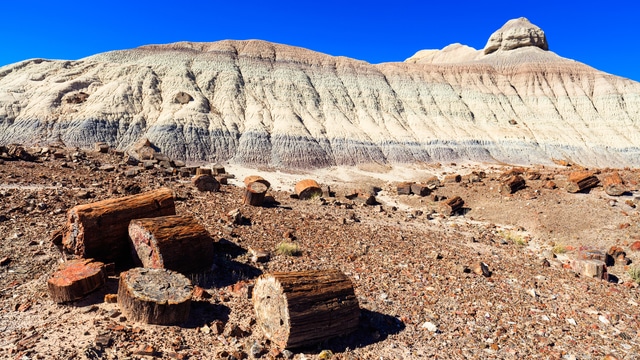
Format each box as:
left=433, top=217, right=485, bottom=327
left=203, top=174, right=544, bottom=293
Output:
left=2, top=143, right=640, bottom=359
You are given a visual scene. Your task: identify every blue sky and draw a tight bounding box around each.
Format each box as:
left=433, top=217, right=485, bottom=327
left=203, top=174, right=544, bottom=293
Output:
left=2, top=1, right=639, bottom=81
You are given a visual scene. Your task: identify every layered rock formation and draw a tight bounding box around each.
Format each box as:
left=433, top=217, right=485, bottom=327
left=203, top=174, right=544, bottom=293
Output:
left=1, top=18, right=639, bottom=168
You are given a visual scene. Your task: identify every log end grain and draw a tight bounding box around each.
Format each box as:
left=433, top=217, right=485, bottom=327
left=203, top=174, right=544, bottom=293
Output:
left=295, top=179, right=322, bottom=200
left=118, top=268, right=193, bottom=325
left=244, top=181, right=269, bottom=206
left=47, top=259, right=106, bottom=303
left=244, top=175, right=271, bottom=189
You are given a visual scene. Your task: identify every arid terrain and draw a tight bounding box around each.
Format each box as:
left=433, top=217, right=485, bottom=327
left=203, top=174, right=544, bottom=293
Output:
left=1, top=144, right=640, bottom=359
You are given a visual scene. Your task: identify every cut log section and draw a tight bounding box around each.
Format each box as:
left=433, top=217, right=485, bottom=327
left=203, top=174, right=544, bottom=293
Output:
left=244, top=175, right=271, bottom=189
left=396, top=182, right=413, bottom=195
left=243, top=181, right=269, bottom=206
left=425, top=176, right=441, bottom=189
left=128, top=215, right=214, bottom=274
left=410, top=183, right=431, bottom=197
left=295, top=179, right=322, bottom=200
left=192, top=174, right=220, bottom=192
left=566, top=171, right=599, bottom=193
left=253, top=269, right=360, bottom=349
left=48, top=259, right=106, bottom=303
left=195, top=167, right=212, bottom=176
left=603, top=172, right=625, bottom=196
left=62, top=188, right=176, bottom=265
left=500, top=175, right=526, bottom=194
left=443, top=174, right=462, bottom=183
left=438, top=196, right=464, bottom=216
left=118, top=268, right=193, bottom=325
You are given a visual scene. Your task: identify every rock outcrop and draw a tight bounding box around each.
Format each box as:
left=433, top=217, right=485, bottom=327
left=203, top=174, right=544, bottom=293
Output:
left=1, top=18, right=639, bottom=168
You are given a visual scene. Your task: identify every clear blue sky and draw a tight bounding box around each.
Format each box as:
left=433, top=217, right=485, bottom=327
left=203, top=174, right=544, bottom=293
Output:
left=2, top=1, right=639, bottom=81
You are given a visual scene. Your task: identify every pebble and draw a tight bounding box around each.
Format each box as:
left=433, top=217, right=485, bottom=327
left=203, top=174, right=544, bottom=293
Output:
left=421, top=321, right=438, bottom=332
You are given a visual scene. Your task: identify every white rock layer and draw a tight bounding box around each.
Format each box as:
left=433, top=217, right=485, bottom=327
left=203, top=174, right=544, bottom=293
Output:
left=1, top=19, right=639, bottom=168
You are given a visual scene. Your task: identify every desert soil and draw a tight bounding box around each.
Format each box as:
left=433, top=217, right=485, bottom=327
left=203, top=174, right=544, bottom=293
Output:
left=2, top=146, right=640, bottom=359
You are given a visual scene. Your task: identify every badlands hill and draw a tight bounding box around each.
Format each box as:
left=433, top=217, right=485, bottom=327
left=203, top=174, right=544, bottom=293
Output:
left=1, top=18, right=639, bottom=168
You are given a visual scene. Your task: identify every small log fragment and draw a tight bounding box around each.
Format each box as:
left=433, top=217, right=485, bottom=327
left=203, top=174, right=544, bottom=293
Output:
left=438, top=196, right=464, bottom=216
left=95, top=142, right=109, bottom=153
left=500, top=175, right=526, bottom=194
left=128, top=215, right=214, bottom=274
left=244, top=176, right=271, bottom=189
left=253, top=269, right=360, bottom=349
left=244, top=181, right=268, bottom=206
left=603, top=172, right=625, bottom=196
left=118, top=268, right=193, bottom=325
left=443, top=174, right=461, bottom=183
left=295, top=179, right=322, bottom=200
left=195, top=167, right=212, bottom=176
left=425, top=176, right=440, bottom=189
left=566, top=171, right=599, bottom=193
left=396, top=182, right=413, bottom=195
left=410, top=183, right=431, bottom=197
left=62, top=188, right=176, bottom=265
left=48, top=259, right=106, bottom=303
left=192, top=174, right=220, bottom=192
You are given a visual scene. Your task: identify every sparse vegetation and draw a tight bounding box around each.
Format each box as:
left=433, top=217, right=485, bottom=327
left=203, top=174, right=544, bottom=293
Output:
left=499, top=230, right=528, bottom=246
left=552, top=243, right=568, bottom=254
left=628, top=267, right=640, bottom=284
left=276, top=241, right=301, bottom=256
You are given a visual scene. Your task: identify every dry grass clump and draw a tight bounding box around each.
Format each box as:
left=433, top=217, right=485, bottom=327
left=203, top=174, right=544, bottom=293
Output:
left=276, top=241, right=301, bottom=256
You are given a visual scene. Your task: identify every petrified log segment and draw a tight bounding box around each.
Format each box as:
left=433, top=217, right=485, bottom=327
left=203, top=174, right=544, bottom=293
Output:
left=62, top=188, right=176, bottom=265
left=425, top=176, right=441, bottom=189
left=295, top=179, right=322, bottom=200
left=195, top=167, right=212, bottom=176
left=244, top=175, right=271, bottom=189
left=500, top=175, right=526, bottom=194
left=438, top=196, right=464, bottom=216
left=603, top=172, right=625, bottom=196
left=410, top=183, right=431, bottom=197
left=128, top=215, right=214, bottom=274
left=566, top=171, right=599, bottom=193
left=48, top=259, right=106, bottom=303
left=443, top=174, right=461, bottom=183
left=192, top=174, right=220, bottom=192
left=396, top=182, right=413, bottom=195
left=118, top=268, right=193, bottom=325
left=243, top=181, right=268, bottom=206
left=253, top=269, right=360, bottom=349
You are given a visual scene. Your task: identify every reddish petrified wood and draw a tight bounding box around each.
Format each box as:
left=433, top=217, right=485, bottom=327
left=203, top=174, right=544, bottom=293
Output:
left=244, top=181, right=269, bottom=206
left=500, top=175, right=526, bottom=194
left=48, top=259, right=106, bottom=303
left=603, top=172, right=625, bottom=196
left=62, top=188, right=176, bottom=265
left=118, top=268, right=193, bottom=325
left=295, top=179, right=322, bottom=200
left=410, top=183, right=431, bottom=197
left=128, top=215, right=214, bottom=274
left=566, top=171, right=599, bottom=193
left=244, top=175, right=271, bottom=189
left=438, top=196, right=464, bottom=216
left=192, top=174, right=220, bottom=192
left=253, top=269, right=360, bottom=349
left=396, top=182, right=413, bottom=195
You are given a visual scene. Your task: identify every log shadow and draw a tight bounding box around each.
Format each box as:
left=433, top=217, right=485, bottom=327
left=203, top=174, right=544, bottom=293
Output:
left=68, top=277, right=119, bottom=307
left=207, top=257, right=263, bottom=288
left=296, top=309, right=405, bottom=353
left=184, top=301, right=230, bottom=328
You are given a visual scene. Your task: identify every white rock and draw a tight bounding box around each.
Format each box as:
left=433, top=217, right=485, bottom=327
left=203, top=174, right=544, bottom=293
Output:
left=421, top=321, right=438, bottom=332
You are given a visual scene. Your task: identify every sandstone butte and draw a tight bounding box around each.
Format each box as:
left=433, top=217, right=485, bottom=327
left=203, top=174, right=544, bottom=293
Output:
left=1, top=18, right=639, bottom=169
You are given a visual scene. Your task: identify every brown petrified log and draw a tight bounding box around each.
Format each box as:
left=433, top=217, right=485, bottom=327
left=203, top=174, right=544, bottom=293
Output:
left=603, top=172, right=625, bottom=196
left=425, top=176, right=441, bottom=189
left=396, top=182, right=413, bottom=195
left=410, top=183, right=431, bottom=197
left=244, top=175, right=271, bottom=189
left=566, top=171, right=600, bottom=193
left=195, top=167, right=212, bottom=176
left=192, top=174, right=220, bottom=192
left=47, top=259, right=106, bottom=303
left=443, top=174, right=462, bottom=183
left=243, top=181, right=269, bottom=206
left=128, top=215, right=214, bottom=274
left=294, top=179, right=323, bottom=200
left=438, top=196, right=464, bottom=216
left=252, top=269, right=360, bottom=349
left=500, top=175, right=526, bottom=194
left=62, top=188, right=176, bottom=265
left=118, top=268, right=193, bottom=325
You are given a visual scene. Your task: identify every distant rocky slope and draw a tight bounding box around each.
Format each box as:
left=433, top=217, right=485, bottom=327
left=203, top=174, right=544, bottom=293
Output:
left=1, top=18, right=639, bottom=168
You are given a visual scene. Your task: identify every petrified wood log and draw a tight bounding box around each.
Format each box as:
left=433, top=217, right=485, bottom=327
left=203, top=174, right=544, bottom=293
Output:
left=425, top=176, right=441, bottom=189
left=244, top=181, right=269, bottom=206
left=195, top=167, right=212, bottom=176
left=295, top=179, right=323, bottom=200
left=438, top=196, right=464, bottom=216
left=118, top=268, right=193, bottom=325
left=62, top=188, right=176, bottom=265
left=566, top=171, right=600, bottom=193
left=244, top=175, right=271, bottom=189
left=396, top=182, right=413, bottom=195
left=192, top=174, right=220, bottom=192
left=443, top=174, right=461, bottom=183
left=128, top=215, right=214, bottom=274
left=603, top=172, right=625, bottom=196
left=48, top=259, right=106, bottom=303
left=410, top=183, right=431, bottom=197
left=253, top=269, right=360, bottom=349
left=500, top=175, right=526, bottom=194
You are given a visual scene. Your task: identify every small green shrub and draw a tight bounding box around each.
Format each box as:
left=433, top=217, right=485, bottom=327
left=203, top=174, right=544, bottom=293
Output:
left=276, top=241, right=301, bottom=256
left=628, top=267, right=640, bottom=284
left=552, top=243, right=567, bottom=254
